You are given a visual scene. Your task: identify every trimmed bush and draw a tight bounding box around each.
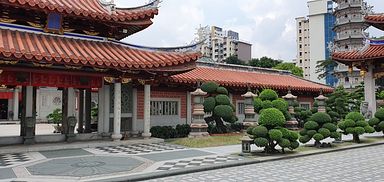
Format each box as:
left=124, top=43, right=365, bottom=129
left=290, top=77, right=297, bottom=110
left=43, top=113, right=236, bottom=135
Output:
left=355, top=120, right=368, bottom=127
left=216, top=87, right=229, bottom=95
left=330, top=132, right=341, bottom=139
left=344, top=119, right=356, bottom=128
left=259, top=89, right=278, bottom=101
left=318, top=128, right=331, bottom=138
left=175, top=124, right=191, bottom=138
left=310, top=112, right=332, bottom=124
left=246, top=126, right=255, bottom=135
left=269, top=129, right=283, bottom=141
left=299, top=129, right=307, bottom=136
left=304, top=121, right=319, bottom=130
left=355, top=127, right=365, bottom=135
left=278, top=139, right=291, bottom=148
left=307, top=130, right=317, bottom=137
left=346, top=127, right=355, bottom=134
left=368, top=118, right=380, bottom=126
left=379, top=121, right=384, bottom=130
left=272, top=99, right=289, bottom=112
left=215, top=94, right=231, bottom=105
left=203, top=97, right=216, bottom=112
left=253, top=126, right=269, bottom=138
left=322, top=123, right=337, bottom=132
left=374, top=108, right=384, bottom=121
left=151, top=125, right=191, bottom=139
left=313, top=133, right=324, bottom=141
left=299, top=135, right=311, bottom=143
left=214, top=105, right=233, bottom=120
left=254, top=98, right=263, bottom=113
left=201, top=81, right=219, bottom=93
left=262, top=100, right=273, bottom=109
left=364, top=126, right=375, bottom=133
left=290, top=141, right=300, bottom=149
left=345, top=112, right=365, bottom=122
left=254, top=137, right=269, bottom=147
left=258, top=108, right=286, bottom=128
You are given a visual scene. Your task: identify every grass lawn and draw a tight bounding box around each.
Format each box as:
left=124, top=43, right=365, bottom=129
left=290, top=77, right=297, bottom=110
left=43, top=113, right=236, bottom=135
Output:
left=167, top=134, right=243, bottom=148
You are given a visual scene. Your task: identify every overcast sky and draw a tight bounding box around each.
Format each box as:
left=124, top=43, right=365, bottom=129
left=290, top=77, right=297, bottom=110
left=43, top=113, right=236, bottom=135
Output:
left=115, top=0, right=384, bottom=61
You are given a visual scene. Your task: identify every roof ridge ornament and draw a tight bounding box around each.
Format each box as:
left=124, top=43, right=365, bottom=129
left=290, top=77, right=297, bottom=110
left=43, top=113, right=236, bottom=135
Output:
left=99, top=0, right=116, bottom=14
left=362, top=1, right=374, bottom=16
left=110, top=39, right=204, bottom=53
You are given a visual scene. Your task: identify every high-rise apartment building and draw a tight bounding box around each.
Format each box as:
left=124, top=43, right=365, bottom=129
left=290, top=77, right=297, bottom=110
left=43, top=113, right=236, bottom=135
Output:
left=196, top=26, right=252, bottom=63
left=296, top=17, right=311, bottom=80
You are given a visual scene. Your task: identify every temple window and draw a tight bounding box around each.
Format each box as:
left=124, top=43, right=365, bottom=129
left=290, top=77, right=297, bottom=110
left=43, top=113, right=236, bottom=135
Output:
left=150, top=101, right=179, bottom=116
left=45, top=12, right=63, bottom=34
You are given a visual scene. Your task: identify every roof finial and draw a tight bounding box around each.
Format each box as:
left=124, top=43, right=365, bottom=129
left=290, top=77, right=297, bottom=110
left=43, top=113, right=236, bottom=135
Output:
left=100, top=0, right=116, bottom=14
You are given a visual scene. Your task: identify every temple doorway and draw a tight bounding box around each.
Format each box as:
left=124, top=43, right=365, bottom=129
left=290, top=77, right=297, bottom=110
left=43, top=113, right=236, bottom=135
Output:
left=0, top=99, right=8, bottom=120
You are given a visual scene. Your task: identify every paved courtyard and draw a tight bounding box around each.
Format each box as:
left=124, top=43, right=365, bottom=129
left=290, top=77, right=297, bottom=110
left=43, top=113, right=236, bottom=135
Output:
left=149, top=144, right=384, bottom=182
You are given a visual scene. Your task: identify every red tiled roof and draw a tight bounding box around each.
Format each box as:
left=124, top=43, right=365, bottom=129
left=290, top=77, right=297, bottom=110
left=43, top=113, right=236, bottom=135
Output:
left=4, top=0, right=158, bottom=22
left=332, top=44, right=384, bottom=62
left=365, top=14, right=384, bottom=23
left=0, top=28, right=200, bottom=70
left=169, top=67, right=333, bottom=93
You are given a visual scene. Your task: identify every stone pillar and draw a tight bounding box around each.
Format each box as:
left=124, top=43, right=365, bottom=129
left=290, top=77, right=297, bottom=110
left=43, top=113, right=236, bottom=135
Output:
left=13, top=88, right=19, bottom=121
left=77, top=89, right=84, bottom=133
left=97, top=87, right=104, bottom=134
left=84, top=89, right=92, bottom=133
left=112, top=82, right=122, bottom=141
left=132, top=88, right=138, bottom=134
left=66, top=88, right=77, bottom=142
left=283, top=90, right=299, bottom=130
left=67, top=88, right=76, bottom=117
left=142, top=84, right=152, bottom=139
left=189, top=88, right=209, bottom=138
left=242, top=90, right=257, bottom=128
left=186, top=91, right=192, bottom=124
left=24, top=86, right=36, bottom=145
left=364, top=64, right=376, bottom=116
left=103, top=85, right=110, bottom=135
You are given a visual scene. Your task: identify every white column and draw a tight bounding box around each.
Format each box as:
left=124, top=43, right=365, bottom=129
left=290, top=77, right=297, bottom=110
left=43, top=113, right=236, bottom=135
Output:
left=67, top=88, right=76, bottom=117
left=13, top=88, right=19, bottom=121
left=142, top=84, right=151, bottom=138
left=103, top=85, right=110, bottom=134
left=186, top=91, right=192, bottom=124
left=132, top=88, right=138, bottom=131
left=364, top=64, right=377, bottom=115
left=112, top=82, right=122, bottom=141
left=25, top=86, right=33, bottom=117
left=97, top=87, right=104, bottom=134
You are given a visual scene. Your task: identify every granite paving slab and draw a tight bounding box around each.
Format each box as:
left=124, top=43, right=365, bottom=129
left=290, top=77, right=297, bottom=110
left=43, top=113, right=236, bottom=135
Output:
left=0, top=168, right=16, bottom=179
left=138, top=149, right=213, bottom=162
left=0, top=153, right=33, bottom=167
left=39, top=149, right=93, bottom=158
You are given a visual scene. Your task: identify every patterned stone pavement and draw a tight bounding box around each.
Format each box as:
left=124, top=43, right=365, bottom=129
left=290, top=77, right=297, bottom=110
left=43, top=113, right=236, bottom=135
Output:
left=148, top=144, right=384, bottom=182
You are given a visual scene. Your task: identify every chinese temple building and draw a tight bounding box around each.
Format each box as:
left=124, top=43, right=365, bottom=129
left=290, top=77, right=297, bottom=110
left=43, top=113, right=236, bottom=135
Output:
left=333, top=13, right=384, bottom=116
left=0, top=0, right=333, bottom=145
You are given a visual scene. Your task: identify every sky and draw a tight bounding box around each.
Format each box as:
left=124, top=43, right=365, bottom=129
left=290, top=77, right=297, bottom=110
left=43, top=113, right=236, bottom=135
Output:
left=115, top=0, right=384, bottom=61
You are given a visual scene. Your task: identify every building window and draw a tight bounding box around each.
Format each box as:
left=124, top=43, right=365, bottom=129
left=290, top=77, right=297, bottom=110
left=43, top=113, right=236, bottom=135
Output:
left=237, top=102, right=245, bottom=115
left=300, top=103, right=311, bottom=110
left=150, top=101, right=179, bottom=116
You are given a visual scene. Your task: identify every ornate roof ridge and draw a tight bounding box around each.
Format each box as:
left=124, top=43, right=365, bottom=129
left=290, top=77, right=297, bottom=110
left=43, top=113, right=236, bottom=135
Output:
left=115, top=0, right=161, bottom=10
left=110, top=39, right=204, bottom=53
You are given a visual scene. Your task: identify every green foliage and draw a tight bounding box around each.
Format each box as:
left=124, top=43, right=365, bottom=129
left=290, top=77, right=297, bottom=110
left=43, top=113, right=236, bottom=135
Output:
left=293, top=107, right=313, bottom=127
left=151, top=124, right=191, bottom=139
left=290, top=141, right=300, bottom=149
left=299, top=135, right=311, bottom=143
left=203, top=97, right=216, bottom=113
left=379, top=121, right=384, bottom=130
left=216, top=87, right=229, bottom=95
left=307, top=130, right=317, bottom=138
left=344, top=119, right=356, bottom=128
left=269, top=129, right=283, bottom=141
left=310, top=112, right=332, bottom=124
left=47, top=109, right=62, bottom=125
left=201, top=82, right=219, bottom=94
left=355, top=120, right=368, bottom=127
left=214, top=105, right=234, bottom=122
left=258, top=108, right=286, bottom=128
left=354, top=127, right=366, bottom=135
left=252, top=126, right=268, bottom=138
left=262, top=100, right=274, bottom=109
left=215, top=94, right=231, bottom=105
left=304, top=121, right=319, bottom=130
left=316, top=58, right=338, bottom=80
left=248, top=56, right=282, bottom=68
left=254, top=137, right=269, bottom=147
left=330, top=132, right=341, bottom=139
left=272, top=99, right=289, bottom=112
left=259, top=89, right=278, bottom=101
left=246, top=126, right=255, bottom=135
left=224, top=55, right=246, bottom=65
left=346, top=127, right=355, bottom=134
left=325, top=86, right=350, bottom=120
left=322, top=123, right=337, bottom=132
left=253, top=98, right=263, bottom=113
left=273, top=63, right=304, bottom=77
left=345, top=112, right=365, bottom=122
left=278, top=139, right=291, bottom=148
left=368, top=118, right=380, bottom=126
left=318, top=128, right=331, bottom=138
left=313, top=133, right=324, bottom=141
left=299, top=129, right=307, bottom=136
left=374, top=108, right=384, bottom=121
left=364, top=126, right=375, bottom=133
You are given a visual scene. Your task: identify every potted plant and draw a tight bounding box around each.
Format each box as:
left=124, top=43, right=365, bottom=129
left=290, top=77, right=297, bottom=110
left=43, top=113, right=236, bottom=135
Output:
left=47, top=108, right=62, bottom=133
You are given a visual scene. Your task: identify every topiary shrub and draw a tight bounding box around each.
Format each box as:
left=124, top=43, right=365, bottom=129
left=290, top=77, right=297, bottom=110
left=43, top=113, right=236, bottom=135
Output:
left=369, top=108, right=384, bottom=135
left=338, top=112, right=374, bottom=143
left=254, top=98, right=263, bottom=113
left=201, top=82, right=237, bottom=133
left=259, top=89, right=278, bottom=101
left=249, top=108, right=299, bottom=153
left=299, top=112, right=339, bottom=147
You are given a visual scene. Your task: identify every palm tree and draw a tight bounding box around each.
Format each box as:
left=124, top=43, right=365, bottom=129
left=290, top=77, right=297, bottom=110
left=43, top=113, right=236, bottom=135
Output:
left=315, top=58, right=338, bottom=80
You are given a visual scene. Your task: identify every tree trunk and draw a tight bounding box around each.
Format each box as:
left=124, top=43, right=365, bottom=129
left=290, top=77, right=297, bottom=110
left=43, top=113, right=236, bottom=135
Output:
left=314, top=141, right=321, bottom=148
left=353, top=134, right=360, bottom=143
left=214, top=117, right=227, bottom=133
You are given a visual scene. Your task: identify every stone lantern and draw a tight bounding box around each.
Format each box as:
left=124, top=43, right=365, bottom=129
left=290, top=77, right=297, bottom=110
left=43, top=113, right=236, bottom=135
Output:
left=283, top=89, right=299, bottom=130
left=189, top=87, right=209, bottom=138
left=315, top=89, right=328, bottom=113
left=241, top=90, right=258, bottom=128
left=240, top=135, right=253, bottom=155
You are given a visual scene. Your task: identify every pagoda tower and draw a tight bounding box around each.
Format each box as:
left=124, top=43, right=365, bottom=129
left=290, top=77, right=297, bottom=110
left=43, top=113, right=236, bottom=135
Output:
left=332, top=0, right=370, bottom=88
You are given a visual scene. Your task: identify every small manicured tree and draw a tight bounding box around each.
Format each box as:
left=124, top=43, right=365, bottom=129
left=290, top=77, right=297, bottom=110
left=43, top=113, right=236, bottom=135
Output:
left=299, top=112, right=340, bottom=147
left=249, top=108, right=299, bottom=153
left=254, top=89, right=291, bottom=121
left=293, top=107, right=313, bottom=128
left=202, top=82, right=237, bottom=133
left=338, top=112, right=375, bottom=143
left=368, top=108, right=384, bottom=135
